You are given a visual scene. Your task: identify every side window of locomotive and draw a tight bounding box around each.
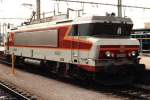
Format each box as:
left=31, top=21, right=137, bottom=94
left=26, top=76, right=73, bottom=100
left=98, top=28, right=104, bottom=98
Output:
left=69, top=24, right=91, bottom=36
left=69, top=24, right=78, bottom=36
left=74, top=25, right=78, bottom=36
left=78, top=24, right=91, bottom=36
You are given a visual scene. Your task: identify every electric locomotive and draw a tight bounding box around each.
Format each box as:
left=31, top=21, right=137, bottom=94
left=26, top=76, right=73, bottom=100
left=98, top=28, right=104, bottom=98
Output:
left=5, top=15, right=145, bottom=84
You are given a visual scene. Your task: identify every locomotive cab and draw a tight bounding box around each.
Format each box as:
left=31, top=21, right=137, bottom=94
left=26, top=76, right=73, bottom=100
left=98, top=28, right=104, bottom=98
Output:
left=69, top=16, right=145, bottom=83
left=69, top=16, right=141, bottom=66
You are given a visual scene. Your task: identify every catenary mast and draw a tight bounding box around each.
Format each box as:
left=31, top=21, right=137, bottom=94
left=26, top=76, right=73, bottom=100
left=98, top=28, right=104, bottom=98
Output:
left=118, top=0, right=122, bottom=17
left=36, top=0, right=41, bottom=19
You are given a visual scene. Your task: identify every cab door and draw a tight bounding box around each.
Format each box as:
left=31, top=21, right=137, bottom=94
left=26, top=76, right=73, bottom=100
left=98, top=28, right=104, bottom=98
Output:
left=71, top=24, right=80, bottom=64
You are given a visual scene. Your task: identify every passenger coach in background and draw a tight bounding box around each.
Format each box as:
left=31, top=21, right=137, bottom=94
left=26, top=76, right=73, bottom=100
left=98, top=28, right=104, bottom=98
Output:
left=4, top=15, right=145, bottom=85
left=131, top=29, right=150, bottom=51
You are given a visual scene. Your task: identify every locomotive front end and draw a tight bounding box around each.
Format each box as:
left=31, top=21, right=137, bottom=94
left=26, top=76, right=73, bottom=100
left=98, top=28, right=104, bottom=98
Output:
left=93, top=40, right=145, bottom=85
left=93, top=38, right=144, bottom=75
left=93, top=38, right=141, bottom=70
left=81, top=16, right=145, bottom=84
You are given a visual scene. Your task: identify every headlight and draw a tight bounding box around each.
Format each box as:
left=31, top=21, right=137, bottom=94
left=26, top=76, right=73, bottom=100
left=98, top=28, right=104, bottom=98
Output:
left=105, top=51, right=111, bottom=57
left=131, top=51, right=136, bottom=56
left=128, top=51, right=139, bottom=57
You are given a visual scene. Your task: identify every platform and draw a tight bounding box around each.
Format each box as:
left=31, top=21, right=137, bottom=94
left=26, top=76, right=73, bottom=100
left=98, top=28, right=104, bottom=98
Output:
left=140, top=56, right=150, bottom=70
left=0, top=64, right=122, bottom=100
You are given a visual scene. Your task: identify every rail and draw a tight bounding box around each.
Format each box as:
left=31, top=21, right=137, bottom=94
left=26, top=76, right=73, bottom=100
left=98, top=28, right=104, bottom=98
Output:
left=0, top=80, right=38, bottom=100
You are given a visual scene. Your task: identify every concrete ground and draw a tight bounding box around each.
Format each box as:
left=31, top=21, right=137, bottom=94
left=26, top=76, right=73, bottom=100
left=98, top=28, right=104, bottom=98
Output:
left=140, top=56, right=150, bottom=70
left=0, top=65, right=122, bottom=100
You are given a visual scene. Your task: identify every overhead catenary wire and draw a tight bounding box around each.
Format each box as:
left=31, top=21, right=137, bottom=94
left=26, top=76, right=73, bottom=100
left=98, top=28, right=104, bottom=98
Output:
left=52, top=0, right=150, bottom=10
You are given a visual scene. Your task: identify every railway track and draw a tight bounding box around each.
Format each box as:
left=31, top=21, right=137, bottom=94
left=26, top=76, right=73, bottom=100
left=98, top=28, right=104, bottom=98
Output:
left=0, top=80, right=38, bottom=100
left=0, top=56, right=39, bottom=99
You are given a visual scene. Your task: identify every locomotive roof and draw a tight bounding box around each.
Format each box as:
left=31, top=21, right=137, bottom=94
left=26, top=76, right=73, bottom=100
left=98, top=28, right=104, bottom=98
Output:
left=74, top=16, right=133, bottom=24
left=11, top=15, right=133, bottom=32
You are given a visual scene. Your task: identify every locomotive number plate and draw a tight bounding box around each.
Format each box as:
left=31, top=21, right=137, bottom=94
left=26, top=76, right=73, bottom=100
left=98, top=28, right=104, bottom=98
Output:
left=117, top=54, right=126, bottom=57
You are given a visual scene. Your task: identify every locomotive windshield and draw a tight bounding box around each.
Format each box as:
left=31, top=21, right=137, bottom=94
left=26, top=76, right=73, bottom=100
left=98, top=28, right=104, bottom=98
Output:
left=70, top=23, right=133, bottom=37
